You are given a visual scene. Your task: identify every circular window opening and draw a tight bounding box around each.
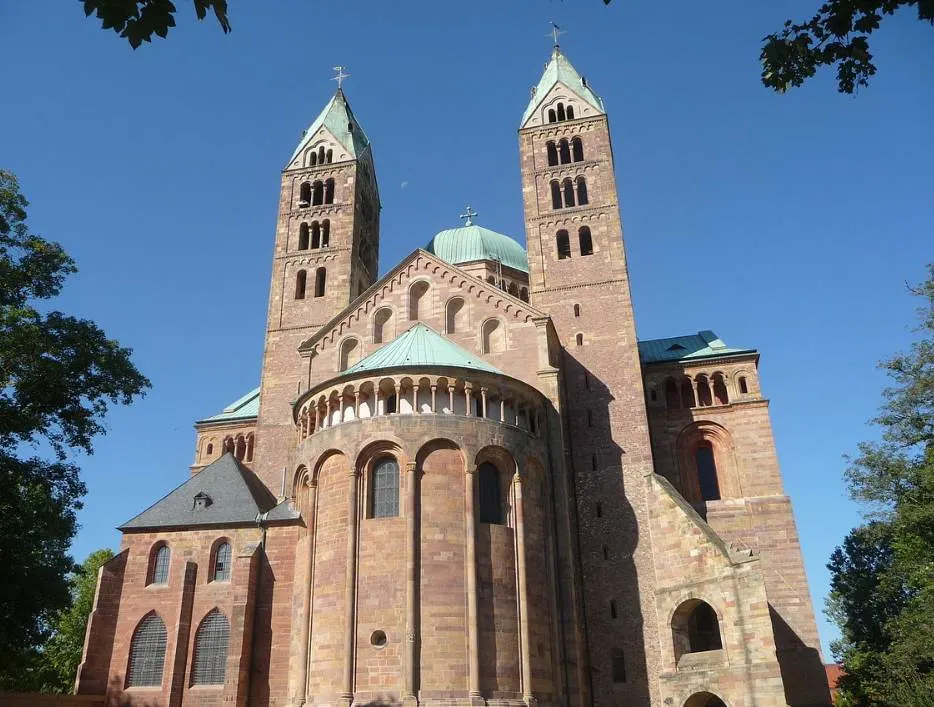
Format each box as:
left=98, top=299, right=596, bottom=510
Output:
left=370, top=630, right=387, bottom=648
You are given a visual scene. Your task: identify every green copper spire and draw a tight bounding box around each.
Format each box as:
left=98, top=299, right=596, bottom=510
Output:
left=288, top=88, right=370, bottom=165
left=521, top=47, right=605, bottom=128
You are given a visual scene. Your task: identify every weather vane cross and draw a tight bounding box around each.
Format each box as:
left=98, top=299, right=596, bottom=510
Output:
left=547, top=22, right=565, bottom=48
left=332, top=65, right=350, bottom=89
left=459, top=206, right=478, bottom=226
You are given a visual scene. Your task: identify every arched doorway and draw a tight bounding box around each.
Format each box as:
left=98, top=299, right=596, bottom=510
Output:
left=683, top=691, right=727, bottom=707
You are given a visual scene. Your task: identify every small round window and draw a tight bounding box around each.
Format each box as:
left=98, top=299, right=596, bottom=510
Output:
left=370, top=630, right=387, bottom=648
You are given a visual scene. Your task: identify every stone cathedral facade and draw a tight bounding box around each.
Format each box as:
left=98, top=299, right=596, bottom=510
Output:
left=75, top=49, right=831, bottom=707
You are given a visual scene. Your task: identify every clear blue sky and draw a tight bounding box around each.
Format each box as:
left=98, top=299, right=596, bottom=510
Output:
left=2, top=1, right=932, bottom=657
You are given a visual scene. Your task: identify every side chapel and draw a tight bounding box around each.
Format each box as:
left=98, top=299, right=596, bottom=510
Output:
left=75, top=45, right=831, bottom=707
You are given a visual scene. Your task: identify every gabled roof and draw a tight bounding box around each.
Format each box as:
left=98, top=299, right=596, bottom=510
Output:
left=343, top=322, right=502, bottom=376
left=197, top=387, right=260, bottom=424
left=521, top=48, right=605, bottom=127
left=638, top=330, right=756, bottom=364
left=426, top=224, right=529, bottom=274
left=119, top=454, right=278, bottom=531
left=289, top=89, right=370, bottom=164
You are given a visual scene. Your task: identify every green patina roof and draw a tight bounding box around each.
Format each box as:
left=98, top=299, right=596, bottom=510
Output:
left=521, top=48, right=605, bottom=127
left=198, top=386, right=260, bottom=424
left=425, top=224, right=529, bottom=274
left=344, top=323, right=502, bottom=376
left=289, top=89, right=370, bottom=164
left=638, top=331, right=756, bottom=364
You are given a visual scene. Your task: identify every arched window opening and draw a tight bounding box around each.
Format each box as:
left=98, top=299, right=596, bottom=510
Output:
left=571, top=136, right=584, bottom=162
left=191, top=610, right=229, bottom=685
left=127, top=613, right=167, bottom=687
left=482, top=319, right=505, bottom=354
left=486, top=275, right=496, bottom=285
left=312, top=180, right=324, bottom=206
left=695, top=441, right=720, bottom=501
left=573, top=303, right=581, bottom=317
left=474, top=397, right=483, bottom=418
left=371, top=457, right=400, bottom=518
left=556, top=230, right=571, bottom=260
left=579, top=227, right=593, bottom=256
left=310, top=221, right=321, bottom=249
left=739, top=376, right=748, bottom=394
left=478, top=462, right=503, bottom=524
left=385, top=394, right=397, bottom=414
left=563, top=178, right=576, bottom=208
left=445, top=298, right=465, bottom=334
left=373, top=308, right=393, bottom=344
left=246, top=433, right=254, bottom=462
left=566, top=104, right=575, bottom=119
left=650, top=387, right=658, bottom=402
left=314, top=267, right=326, bottom=298
left=680, top=378, right=696, bottom=408
left=299, top=182, right=311, bottom=206
left=508, top=282, right=518, bottom=297
left=339, top=338, right=360, bottom=371
left=611, top=649, right=626, bottom=683
left=665, top=378, right=680, bottom=409
left=223, top=436, right=234, bottom=454
left=206, top=443, right=214, bottom=455
left=696, top=377, right=713, bottom=407
left=712, top=374, right=729, bottom=405
left=234, top=435, right=246, bottom=461
left=322, top=220, right=330, bottom=247
left=409, top=280, right=430, bottom=321
left=576, top=177, right=589, bottom=205
left=324, top=178, right=335, bottom=204
left=672, top=600, right=723, bottom=665
left=576, top=333, right=583, bottom=347
left=546, top=141, right=558, bottom=166
left=610, top=600, right=617, bottom=619
left=326, top=148, right=333, bottom=164
left=556, top=102, right=566, bottom=121
left=684, top=694, right=727, bottom=707
left=550, top=180, right=562, bottom=210
left=298, top=223, right=310, bottom=250
left=295, top=270, right=307, bottom=299
left=547, top=108, right=557, bottom=123
left=212, top=541, right=231, bottom=582
left=519, top=287, right=529, bottom=302
left=558, top=138, right=571, bottom=164
left=318, top=146, right=326, bottom=164
left=148, top=544, right=170, bottom=586
left=308, top=151, right=317, bottom=167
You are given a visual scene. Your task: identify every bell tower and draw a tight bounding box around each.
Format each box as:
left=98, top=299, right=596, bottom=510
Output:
left=254, top=80, right=380, bottom=490
left=518, top=46, right=663, bottom=703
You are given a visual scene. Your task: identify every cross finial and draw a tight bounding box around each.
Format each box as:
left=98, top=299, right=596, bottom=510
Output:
left=459, top=205, right=478, bottom=226
left=332, top=65, right=350, bottom=89
left=547, top=22, right=565, bottom=48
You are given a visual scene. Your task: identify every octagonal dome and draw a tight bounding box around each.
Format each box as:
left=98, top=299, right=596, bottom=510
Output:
left=425, top=224, right=529, bottom=274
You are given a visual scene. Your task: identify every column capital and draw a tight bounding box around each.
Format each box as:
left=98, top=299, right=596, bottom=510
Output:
left=405, top=461, right=417, bottom=474
left=465, top=465, right=478, bottom=476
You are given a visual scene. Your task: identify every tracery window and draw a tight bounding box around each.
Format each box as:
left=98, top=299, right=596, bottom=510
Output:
left=191, top=610, right=230, bottom=685
left=371, top=457, right=399, bottom=518
left=212, top=541, right=231, bottom=582
left=127, top=613, right=167, bottom=687
left=148, top=544, right=170, bottom=585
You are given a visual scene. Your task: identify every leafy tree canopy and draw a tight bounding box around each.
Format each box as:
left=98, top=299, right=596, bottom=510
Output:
left=828, top=265, right=934, bottom=705
left=81, top=0, right=229, bottom=49
left=0, top=170, right=149, bottom=687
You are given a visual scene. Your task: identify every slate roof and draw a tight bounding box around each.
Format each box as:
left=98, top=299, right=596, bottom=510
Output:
left=289, top=89, right=370, bottom=164
left=197, top=387, right=260, bottom=424
left=425, top=223, right=529, bottom=274
left=638, top=330, right=756, bottom=364
left=343, top=323, right=502, bottom=376
left=521, top=47, right=606, bottom=127
left=119, top=454, right=279, bottom=530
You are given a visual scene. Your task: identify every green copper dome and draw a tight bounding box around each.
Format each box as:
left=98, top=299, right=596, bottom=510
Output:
left=426, top=224, right=529, bottom=274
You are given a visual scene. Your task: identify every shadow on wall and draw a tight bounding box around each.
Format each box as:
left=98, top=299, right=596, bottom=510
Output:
left=770, top=606, right=832, bottom=706
left=106, top=674, right=159, bottom=706
left=249, top=551, right=275, bottom=706
left=561, top=352, right=650, bottom=705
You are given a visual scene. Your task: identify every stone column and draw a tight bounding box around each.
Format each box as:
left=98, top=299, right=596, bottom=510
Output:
left=413, top=382, right=420, bottom=414
left=293, top=478, right=318, bottom=706
left=500, top=396, right=506, bottom=423
left=339, top=395, right=345, bottom=423
left=325, top=399, right=332, bottom=428
left=514, top=473, right=534, bottom=704
left=404, top=462, right=419, bottom=704
left=354, top=391, right=361, bottom=420
left=339, top=470, right=359, bottom=707
left=465, top=383, right=473, bottom=416
left=430, top=384, right=437, bottom=413
left=465, top=466, right=482, bottom=702
left=315, top=404, right=321, bottom=432
left=375, top=386, right=381, bottom=416
left=480, top=387, right=488, bottom=419
left=449, top=385, right=455, bottom=414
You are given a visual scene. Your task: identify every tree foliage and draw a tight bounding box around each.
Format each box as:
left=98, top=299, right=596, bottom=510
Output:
left=828, top=264, right=934, bottom=704
left=0, top=170, right=149, bottom=687
left=761, top=0, right=934, bottom=93
left=81, top=0, right=230, bottom=48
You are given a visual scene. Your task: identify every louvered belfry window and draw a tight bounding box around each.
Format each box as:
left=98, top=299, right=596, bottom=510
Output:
left=371, top=457, right=399, bottom=518
left=213, top=541, right=231, bottom=582
left=191, top=610, right=230, bottom=685
left=149, top=544, right=170, bottom=585
left=127, top=613, right=167, bottom=687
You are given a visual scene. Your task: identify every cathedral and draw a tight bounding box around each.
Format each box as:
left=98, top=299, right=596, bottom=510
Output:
left=75, top=46, right=831, bottom=707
